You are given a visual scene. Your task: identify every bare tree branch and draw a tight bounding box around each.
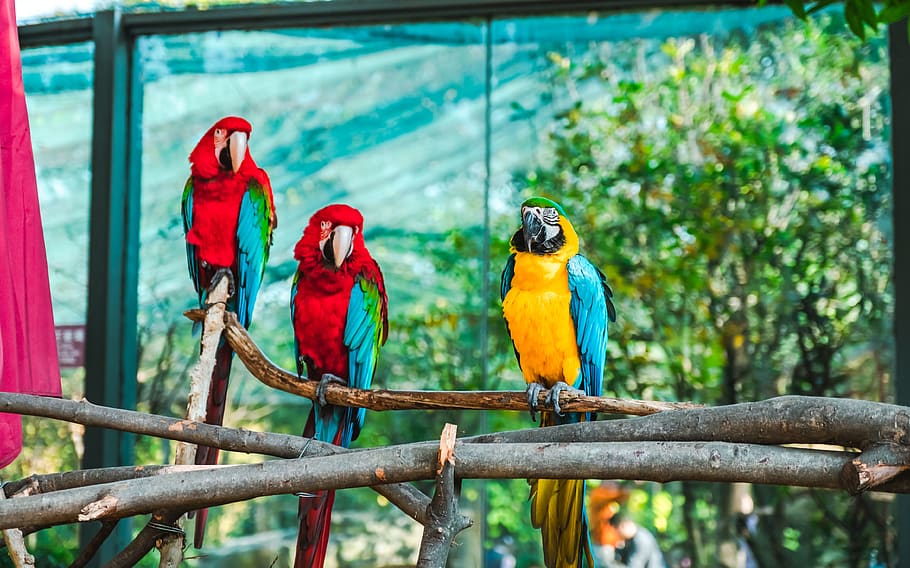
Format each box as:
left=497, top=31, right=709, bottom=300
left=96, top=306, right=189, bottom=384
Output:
left=0, top=393, right=429, bottom=525
left=107, top=510, right=184, bottom=568
left=840, top=442, right=910, bottom=494
left=162, top=277, right=231, bottom=566
left=188, top=309, right=694, bottom=416
left=466, top=395, right=910, bottom=450
left=0, top=444, right=438, bottom=530
left=4, top=465, right=212, bottom=498
left=68, top=520, right=117, bottom=568
left=0, top=487, right=34, bottom=567
left=417, top=424, right=471, bottom=567
left=1, top=439, right=909, bottom=533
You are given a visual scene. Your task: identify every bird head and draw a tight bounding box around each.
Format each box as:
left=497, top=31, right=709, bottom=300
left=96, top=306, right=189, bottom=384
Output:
left=189, top=116, right=253, bottom=177
left=295, top=204, right=366, bottom=270
left=510, top=196, right=576, bottom=255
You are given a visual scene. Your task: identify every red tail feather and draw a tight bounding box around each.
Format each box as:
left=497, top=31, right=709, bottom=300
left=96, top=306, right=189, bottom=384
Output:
left=295, top=490, right=336, bottom=568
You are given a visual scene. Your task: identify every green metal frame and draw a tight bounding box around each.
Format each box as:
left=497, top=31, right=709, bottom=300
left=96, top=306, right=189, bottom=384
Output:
left=889, top=19, right=909, bottom=568
left=15, top=1, right=910, bottom=565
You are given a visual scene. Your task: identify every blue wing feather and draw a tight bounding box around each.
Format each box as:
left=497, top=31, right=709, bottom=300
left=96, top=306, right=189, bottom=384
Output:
left=340, top=265, right=387, bottom=447
left=567, top=255, right=614, bottom=404
left=234, top=178, right=273, bottom=329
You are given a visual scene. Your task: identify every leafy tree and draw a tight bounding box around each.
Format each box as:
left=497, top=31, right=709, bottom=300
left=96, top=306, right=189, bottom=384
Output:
left=511, top=10, right=892, bottom=567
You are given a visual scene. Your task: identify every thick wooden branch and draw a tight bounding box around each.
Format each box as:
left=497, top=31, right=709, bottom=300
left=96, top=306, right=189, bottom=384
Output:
left=0, top=393, right=429, bottom=525
left=4, top=465, right=213, bottom=499
left=417, top=424, right=472, bottom=568
left=467, top=395, right=910, bottom=451
left=187, top=309, right=693, bottom=416
left=2, top=440, right=910, bottom=532
left=0, top=445, right=438, bottom=530
left=840, top=442, right=910, bottom=494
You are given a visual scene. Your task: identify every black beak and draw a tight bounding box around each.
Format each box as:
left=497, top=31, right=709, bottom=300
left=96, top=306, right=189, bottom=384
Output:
left=523, top=210, right=545, bottom=250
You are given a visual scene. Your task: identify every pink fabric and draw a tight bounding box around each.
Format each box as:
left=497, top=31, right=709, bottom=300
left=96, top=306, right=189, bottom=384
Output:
left=0, top=0, right=63, bottom=469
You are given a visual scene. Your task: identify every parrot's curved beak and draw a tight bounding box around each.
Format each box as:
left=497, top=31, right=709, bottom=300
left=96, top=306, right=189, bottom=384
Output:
left=229, top=131, right=248, bottom=174
left=331, top=225, right=354, bottom=269
left=522, top=209, right=545, bottom=250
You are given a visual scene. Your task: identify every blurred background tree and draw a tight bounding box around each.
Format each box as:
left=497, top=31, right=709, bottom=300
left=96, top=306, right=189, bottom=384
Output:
left=506, top=10, right=892, bottom=568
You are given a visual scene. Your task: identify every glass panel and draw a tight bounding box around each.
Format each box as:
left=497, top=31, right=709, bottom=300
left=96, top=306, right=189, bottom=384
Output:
left=136, top=23, right=486, bottom=564
left=492, top=6, right=893, bottom=566
left=13, top=40, right=94, bottom=564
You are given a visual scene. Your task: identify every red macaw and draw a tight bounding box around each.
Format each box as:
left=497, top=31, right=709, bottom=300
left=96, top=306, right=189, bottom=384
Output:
left=290, top=203, right=388, bottom=568
left=501, top=197, right=616, bottom=568
left=181, top=116, right=276, bottom=547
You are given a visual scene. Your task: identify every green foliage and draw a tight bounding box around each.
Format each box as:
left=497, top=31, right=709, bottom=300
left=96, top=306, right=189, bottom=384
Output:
left=769, top=0, right=910, bottom=39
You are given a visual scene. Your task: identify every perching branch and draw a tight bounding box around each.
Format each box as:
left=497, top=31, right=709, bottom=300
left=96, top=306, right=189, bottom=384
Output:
left=0, top=393, right=429, bottom=525
left=0, top=445, right=438, bottom=530
left=1, top=439, right=908, bottom=532
left=467, top=395, right=910, bottom=451
left=187, top=309, right=694, bottom=416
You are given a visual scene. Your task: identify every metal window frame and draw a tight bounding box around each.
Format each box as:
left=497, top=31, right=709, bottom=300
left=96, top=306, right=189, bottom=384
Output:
left=16, top=2, right=910, bottom=565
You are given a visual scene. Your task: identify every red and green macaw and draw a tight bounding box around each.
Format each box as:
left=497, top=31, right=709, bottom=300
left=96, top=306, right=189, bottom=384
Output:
left=181, top=116, right=276, bottom=547
left=501, top=197, right=616, bottom=568
left=290, top=203, right=388, bottom=568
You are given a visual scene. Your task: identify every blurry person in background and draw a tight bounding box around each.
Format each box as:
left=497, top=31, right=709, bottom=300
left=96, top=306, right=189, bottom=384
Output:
left=588, top=482, right=629, bottom=566
left=612, top=513, right=667, bottom=568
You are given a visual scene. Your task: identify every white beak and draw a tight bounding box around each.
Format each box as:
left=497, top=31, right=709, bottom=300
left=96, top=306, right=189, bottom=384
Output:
left=229, top=131, right=248, bottom=174
left=332, top=225, right=354, bottom=269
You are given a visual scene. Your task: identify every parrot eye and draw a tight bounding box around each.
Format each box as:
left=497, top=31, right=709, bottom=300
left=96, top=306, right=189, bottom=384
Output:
left=320, top=221, right=331, bottom=230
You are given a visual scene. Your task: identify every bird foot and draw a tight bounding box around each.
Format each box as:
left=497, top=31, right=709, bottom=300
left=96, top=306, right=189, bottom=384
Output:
left=208, top=268, right=235, bottom=299
left=316, top=373, right=346, bottom=407
left=525, top=383, right=545, bottom=422
left=546, top=381, right=583, bottom=416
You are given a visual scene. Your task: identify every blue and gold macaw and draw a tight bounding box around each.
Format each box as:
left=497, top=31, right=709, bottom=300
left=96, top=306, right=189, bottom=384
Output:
left=501, top=196, right=616, bottom=568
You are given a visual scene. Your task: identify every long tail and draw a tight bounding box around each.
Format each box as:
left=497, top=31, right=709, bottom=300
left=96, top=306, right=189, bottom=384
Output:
left=531, top=412, right=595, bottom=568
left=296, top=488, right=336, bottom=568
left=192, top=340, right=234, bottom=548
left=294, top=404, right=353, bottom=568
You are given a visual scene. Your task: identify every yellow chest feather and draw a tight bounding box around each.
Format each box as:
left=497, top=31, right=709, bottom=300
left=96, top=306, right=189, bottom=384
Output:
left=503, top=253, right=580, bottom=387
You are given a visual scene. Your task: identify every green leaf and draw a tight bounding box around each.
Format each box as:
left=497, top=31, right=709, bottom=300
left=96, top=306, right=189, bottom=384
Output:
left=845, top=0, right=867, bottom=39
left=857, top=0, right=879, bottom=27
left=879, top=2, right=910, bottom=23
left=805, top=0, right=842, bottom=16
left=784, top=0, right=808, bottom=19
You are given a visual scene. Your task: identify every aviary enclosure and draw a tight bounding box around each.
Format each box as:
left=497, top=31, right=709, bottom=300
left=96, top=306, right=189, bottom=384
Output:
left=5, top=1, right=907, bottom=566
